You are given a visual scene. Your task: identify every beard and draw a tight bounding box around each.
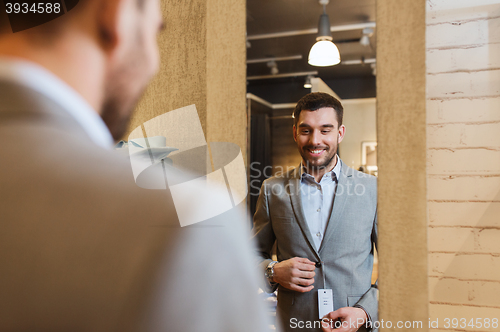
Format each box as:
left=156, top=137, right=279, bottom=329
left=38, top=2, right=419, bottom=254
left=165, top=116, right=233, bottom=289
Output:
left=100, top=36, right=149, bottom=141
left=299, top=144, right=338, bottom=173
left=101, top=84, right=145, bottom=141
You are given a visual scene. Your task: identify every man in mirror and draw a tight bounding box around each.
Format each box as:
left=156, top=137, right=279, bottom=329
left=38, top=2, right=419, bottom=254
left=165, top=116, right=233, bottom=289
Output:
left=253, top=92, right=378, bottom=332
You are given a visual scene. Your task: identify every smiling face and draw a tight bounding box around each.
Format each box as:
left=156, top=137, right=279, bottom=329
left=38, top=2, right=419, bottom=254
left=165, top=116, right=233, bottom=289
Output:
left=293, top=107, right=345, bottom=177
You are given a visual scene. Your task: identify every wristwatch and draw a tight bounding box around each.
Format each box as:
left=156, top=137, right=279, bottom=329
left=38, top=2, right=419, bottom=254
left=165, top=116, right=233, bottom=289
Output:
left=265, top=261, right=279, bottom=283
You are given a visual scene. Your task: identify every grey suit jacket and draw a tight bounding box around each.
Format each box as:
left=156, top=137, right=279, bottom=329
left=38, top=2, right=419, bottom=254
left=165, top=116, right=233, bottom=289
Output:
left=253, top=162, right=378, bottom=332
left=0, top=81, right=270, bottom=332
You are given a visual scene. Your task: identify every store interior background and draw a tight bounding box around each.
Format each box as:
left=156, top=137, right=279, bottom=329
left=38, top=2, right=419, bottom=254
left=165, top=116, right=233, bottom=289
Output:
left=127, top=0, right=500, bottom=331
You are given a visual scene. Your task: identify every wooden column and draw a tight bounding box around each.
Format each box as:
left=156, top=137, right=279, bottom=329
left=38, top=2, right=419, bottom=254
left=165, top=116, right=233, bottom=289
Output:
left=127, top=0, right=246, bottom=158
left=376, top=0, right=429, bottom=330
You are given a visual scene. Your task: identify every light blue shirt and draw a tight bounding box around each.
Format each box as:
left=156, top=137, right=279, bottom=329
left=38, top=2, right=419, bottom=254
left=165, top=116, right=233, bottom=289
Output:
left=300, top=157, right=341, bottom=251
left=0, top=57, right=114, bottom=149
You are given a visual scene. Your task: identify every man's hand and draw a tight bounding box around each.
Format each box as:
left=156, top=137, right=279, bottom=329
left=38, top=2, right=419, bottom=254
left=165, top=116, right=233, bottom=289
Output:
left=321, top=307, right=368, bottom=332
left=272, top=257, right=316, bottom=292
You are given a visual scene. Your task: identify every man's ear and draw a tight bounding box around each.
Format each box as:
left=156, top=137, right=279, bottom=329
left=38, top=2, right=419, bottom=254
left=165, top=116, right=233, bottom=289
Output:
left=96, top=0, right=127, bottom=53
left=337, top=124, right=346, bottom=144
left=293, top=125, right=297, bottom=142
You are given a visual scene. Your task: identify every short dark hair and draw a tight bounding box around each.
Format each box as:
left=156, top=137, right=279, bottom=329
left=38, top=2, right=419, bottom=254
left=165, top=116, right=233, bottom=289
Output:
left=293, top=92, right=344, bottom=127
left=0, top=0, right=146, bottom=39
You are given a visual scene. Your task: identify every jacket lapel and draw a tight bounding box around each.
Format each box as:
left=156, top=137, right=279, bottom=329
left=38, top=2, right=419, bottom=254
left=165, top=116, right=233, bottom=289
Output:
left=288, top=167, right=321, bottom=260
left=319, top=160, right=352, bottom=254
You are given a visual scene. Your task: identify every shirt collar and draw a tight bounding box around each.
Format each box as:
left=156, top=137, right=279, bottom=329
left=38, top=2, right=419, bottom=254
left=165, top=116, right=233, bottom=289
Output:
left=300, top=155, right=342, bottom=182
left=0, top=57, right=114, bottom=149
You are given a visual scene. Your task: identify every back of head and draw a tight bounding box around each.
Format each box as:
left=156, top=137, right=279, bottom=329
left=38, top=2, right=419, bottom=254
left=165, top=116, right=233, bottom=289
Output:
left=0, top=0, right=87, bottom=37
left=0, top=0, right=164, bottom=141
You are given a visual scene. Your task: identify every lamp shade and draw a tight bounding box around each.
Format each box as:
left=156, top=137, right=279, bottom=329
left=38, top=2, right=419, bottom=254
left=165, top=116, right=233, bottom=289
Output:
left=308, top=40, right=341, bottom=66
left=360, top=34, right=370, bottom=46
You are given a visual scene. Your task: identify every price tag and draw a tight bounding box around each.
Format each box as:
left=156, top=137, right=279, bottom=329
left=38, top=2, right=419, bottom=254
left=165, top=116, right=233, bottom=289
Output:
left=318, top=289, right=334, bottom=319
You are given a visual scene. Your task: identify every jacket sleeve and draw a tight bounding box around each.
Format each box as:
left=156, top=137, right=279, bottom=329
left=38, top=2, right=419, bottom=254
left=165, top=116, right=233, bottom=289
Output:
left=354, top=208, right=378, bottom=331
left=251, top=180, right=278, bottom=293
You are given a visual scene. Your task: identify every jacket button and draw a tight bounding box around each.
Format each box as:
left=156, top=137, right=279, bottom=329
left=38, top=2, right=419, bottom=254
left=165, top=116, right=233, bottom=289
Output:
left=315, top=262, right=322, bottom=268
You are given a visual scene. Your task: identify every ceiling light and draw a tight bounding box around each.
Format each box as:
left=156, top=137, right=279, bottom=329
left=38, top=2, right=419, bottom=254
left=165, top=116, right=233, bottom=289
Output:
left=360, top=27, right=374, bottom=47
left=360, top=35, right=370, bottom=46
left=308, top=0, right=340, bottom=67
left=304, top=75, right=313, bottom=88
left=267, top=60, right=279, bottom=75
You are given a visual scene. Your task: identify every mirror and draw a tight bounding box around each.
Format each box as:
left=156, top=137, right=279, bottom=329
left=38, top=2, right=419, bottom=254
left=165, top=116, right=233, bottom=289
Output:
left=246, top=0, right=378, bottom=330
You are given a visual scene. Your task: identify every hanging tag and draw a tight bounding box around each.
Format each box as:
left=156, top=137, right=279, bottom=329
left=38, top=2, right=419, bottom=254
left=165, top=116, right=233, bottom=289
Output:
left=318, top=289, right=334, bottom=319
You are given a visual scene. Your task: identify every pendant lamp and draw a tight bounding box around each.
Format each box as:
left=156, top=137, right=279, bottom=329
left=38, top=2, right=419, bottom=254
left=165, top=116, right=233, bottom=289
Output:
left=308, top=0, right=341, bottom=67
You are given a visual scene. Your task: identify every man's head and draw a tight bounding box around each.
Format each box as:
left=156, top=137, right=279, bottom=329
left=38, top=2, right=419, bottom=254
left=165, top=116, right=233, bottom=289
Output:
left=0, top=0, right=164, bottom=141
left=99, top=0, right=164, bottom=140
left=292, top=92, right=346, bottom=173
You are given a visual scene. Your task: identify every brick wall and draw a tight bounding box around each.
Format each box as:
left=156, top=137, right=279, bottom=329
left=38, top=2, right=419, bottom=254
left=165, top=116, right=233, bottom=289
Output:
left=426, top=0, right=500, bottom=330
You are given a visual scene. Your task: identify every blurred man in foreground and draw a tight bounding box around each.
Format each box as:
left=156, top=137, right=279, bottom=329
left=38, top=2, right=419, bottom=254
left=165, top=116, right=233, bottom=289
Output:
left=0, top=1, right=269, bottom=331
